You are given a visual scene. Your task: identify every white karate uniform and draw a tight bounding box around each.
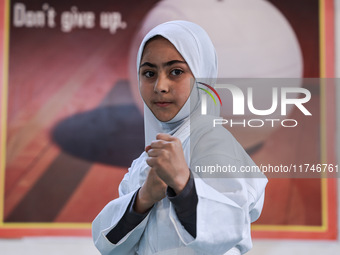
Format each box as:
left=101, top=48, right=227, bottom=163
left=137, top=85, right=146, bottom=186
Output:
left=92, top=21, right=267, bottom=255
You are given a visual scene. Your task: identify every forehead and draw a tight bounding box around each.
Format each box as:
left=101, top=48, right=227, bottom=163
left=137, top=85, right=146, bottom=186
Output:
left=141, top=36, right=185, bottom=62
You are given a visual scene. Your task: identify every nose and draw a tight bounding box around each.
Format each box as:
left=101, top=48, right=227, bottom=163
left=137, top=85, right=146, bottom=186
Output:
left=154, top=73, right=169, bottom=93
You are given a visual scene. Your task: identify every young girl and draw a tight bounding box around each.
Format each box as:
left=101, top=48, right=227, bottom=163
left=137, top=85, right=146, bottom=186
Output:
left=92, top=20, right=267, bottom=255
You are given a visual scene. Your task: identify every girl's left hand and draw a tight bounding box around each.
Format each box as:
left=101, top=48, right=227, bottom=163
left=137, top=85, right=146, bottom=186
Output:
left=145, top=133, right=190, bottom=194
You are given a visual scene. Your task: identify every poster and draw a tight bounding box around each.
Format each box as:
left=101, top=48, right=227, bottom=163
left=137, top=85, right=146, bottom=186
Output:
left=0, top=0, right=337, bottom=239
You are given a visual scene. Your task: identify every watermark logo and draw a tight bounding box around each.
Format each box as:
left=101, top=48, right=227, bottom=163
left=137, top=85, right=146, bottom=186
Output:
left=197, top=80, right=313, bottom=128
left=200, top=83, right=311, bottom=116
left=197, top=82, right=222, bottom=115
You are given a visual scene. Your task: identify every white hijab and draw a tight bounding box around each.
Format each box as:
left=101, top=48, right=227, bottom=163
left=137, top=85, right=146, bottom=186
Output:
left=136, top=20, right=219, bottom=146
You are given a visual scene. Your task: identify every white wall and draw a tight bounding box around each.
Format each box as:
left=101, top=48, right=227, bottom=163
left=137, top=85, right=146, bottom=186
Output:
left=0, top=237, right=99, bottom=255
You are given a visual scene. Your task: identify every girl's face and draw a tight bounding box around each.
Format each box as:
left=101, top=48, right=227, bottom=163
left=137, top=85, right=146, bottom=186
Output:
left=139, top=37, right=194, bottom=122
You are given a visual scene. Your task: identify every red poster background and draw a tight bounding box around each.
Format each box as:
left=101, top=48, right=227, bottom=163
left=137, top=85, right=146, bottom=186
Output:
left=0, top=0, right=337, bottom=239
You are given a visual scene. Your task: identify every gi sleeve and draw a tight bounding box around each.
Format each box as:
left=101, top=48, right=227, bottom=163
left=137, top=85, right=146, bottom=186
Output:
left=106, top=188, right=150, bottom=244
left=167, top=173, right=198, bottom=238
left=92, top=164, right=150, bottom=255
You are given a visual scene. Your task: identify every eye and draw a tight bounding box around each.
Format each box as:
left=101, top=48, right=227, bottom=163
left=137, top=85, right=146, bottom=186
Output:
left=143, top=71, right=155, bottom=78
left=170, top=69, right=183, bottom=76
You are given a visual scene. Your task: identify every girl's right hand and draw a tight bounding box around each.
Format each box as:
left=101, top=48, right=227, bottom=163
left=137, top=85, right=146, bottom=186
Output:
left=134, top=165, right=167, bottom=214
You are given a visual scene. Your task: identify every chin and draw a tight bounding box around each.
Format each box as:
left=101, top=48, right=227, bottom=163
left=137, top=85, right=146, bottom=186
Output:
left=157, top=117, right=172, bottom=122
left=155, top=114, right=175, bottom=122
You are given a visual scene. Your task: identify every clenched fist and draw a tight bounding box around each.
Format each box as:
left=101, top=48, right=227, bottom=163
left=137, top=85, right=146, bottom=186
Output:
left=134, top=133, right=190, bottom=214
left=145, top=133, right=190, bottom=194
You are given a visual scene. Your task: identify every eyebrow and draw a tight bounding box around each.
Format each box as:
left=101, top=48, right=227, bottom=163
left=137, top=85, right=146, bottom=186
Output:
left=140, top=60, right=187, bottom=69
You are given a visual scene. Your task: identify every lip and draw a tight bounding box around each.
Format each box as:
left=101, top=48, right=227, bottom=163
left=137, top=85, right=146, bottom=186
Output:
left=155, top=102, right=173, bottom=107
